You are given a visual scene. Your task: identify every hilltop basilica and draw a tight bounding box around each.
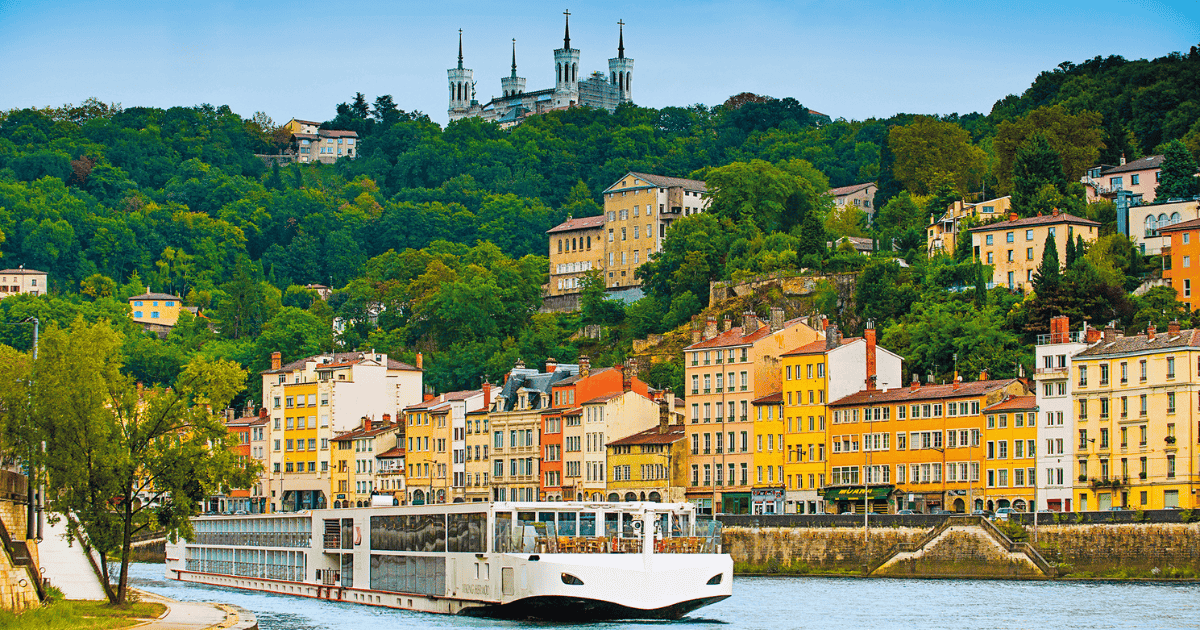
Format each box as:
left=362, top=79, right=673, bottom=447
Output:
left=448, top=11, right=634, bottom=127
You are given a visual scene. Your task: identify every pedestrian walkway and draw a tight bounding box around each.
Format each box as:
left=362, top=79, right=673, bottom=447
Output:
left=133, top=589, right=236, bottom=630
left=37, top=515, right=106, bottom=600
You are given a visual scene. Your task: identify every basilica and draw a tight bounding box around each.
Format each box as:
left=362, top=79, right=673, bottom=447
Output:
left=448, top=11, right=634, bottom=127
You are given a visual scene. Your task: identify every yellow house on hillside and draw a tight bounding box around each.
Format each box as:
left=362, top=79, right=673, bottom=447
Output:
left=129, top=292, right=184, bottom=326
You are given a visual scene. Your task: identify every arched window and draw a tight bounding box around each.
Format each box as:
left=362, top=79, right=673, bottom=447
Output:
left=626, top=73, right=631, bottom=91
left=1146, top=215, right=1156, bottom=234
left=557, top=63, right=562, bottom=82
left=1159, top=214, right=1169, bottom=230
left=1172, top=212, right=1182, bottom=224
left=611, top=71, right=616, bottom=84
left=573, top=63, right=578, bottom=82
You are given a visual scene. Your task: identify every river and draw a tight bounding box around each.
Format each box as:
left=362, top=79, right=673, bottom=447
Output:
left=127, top=563, right=1200, bottom=629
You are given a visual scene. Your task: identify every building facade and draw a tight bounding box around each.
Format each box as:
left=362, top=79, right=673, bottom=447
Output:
left=1082, top=154, right=1164, bottom=204
left=546, top=215, right=605, bottom=297
left=927, top=196, right=1012, bottom=258
left=970, top=210, right=1100, bottom=291
left=283, top=119, right=358, bottom=164
left=0, top=268, right=47, bottom=298
left=1135, top=199, right=1200, bottom=256
left=600, top=172, right=709, bottom=290
left=1033, top=316, right=1091, bottom=511
left=828, top=182, right=878, bottom=223
left=488, top=360, right=579, bottom=502
left=448, top=15, right=633, bottom=126
left=682, top=309, right=820, bottom=515
left=1071, top=323, right=1200, bottom=510
left=981, top=396, right=1038, bottom=512
left=606, top=406, right=687, bottom=503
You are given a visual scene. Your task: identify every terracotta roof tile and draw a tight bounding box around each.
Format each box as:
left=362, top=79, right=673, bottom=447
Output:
left=608, top=423, right=686, bottom=446
left=830, top=379, right=1024, bottom=407
left=547, top=215, right=605, bottom=233
left=1074, top=329, right=1200, bottom=358
left=970, top=212, right=1098, bottom=232
left=985, top=395, right=1037, bottom=412
left=1098, top=155, right=1163, bottom=176
left=828, top=182, right=875, bottom=196
left=684, top=317, right=810, bottom=350
left=751, top=391, right=782, bottom=404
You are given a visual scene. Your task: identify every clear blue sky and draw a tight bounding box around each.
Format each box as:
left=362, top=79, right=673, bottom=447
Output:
left=1, top=0, right=1197, bottom=126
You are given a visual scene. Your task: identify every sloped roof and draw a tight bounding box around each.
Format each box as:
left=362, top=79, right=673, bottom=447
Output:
left=262, top=351, right=420, bottom=375
left=1074, top=329, right=1200, bottom=358
left=403, top=389, right=481, bottom=412
left=547, top=215, right=605, bottom=234
left=828, top=182, right=875, bottom=196
left=613, top=171, right=707, bottom=192
left=985, top=395, right=1037, bottom=412
left=0, top=268, right=46, bottom=275
left=970, top=212, right=1098, bottom=232
left=493, top=365, right=580, bottom=412
left=830, top=379, right=1023, bottom=407
left=129, top=293, right=181, bottom=301
left=751, top=391, right=782, bottom=405
left=608, top=423, right=686, bottom=446
left=1099, top=155, right=1164, bottom=175
left=376, top=446, right=405, bottom=459
left=782, top=337, right=858, bottom=357
left=1158, top=217, right=1200, bottom=232
left=332, top=421, right=399, bottom=442
left=684, top=317, right=809, bottom=350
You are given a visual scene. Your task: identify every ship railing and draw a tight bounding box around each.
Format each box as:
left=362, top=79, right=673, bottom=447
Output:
left=192, top=532, right=310, bottom=548
left=493, top=518, right=719, bottom=554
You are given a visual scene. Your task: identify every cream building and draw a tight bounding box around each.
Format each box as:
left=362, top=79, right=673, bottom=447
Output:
left=488, top=360, right=579, bottom=502
left=927, top=197, right=1012, bottom=257
left=547, top=215, right=605, bottom=297
left=601, top=172, right=709, bottom=290
left=0, top=268, right=47, bottom=298
left=1129, top=199, right=1200, bottom=255
left=970, top=210, right=1099, bottom=291
left=828, top=182, right=878, bottom=222
left=284, top=118, right=359, bottom=164
left=563, top=389, right=664, bottom=501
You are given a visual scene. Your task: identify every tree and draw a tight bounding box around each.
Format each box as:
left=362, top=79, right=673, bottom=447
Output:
left=888, top=117, right=987, bottom=195
left=1155, top=139, right=1200, bottom=200
left=1031, top=232, right=1061, bottom=294
left=1010, top=134, right=1076, bottom=215
left=4, top=320, right=257, bottom=604
left=993, top=104, right=1105, bottom=192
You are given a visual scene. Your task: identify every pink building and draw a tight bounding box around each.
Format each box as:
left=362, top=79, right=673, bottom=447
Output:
left=1082, top=155, right=1164, bottom=203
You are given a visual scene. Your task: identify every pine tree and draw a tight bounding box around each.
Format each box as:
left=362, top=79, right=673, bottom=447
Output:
left=1155, top=139, right=1200, bottom=200
left=874, top=127, right=905, bottom=211
left=1012, top=133, right=1068, bottom=215
left=1032, top=233, right=1061, bottom=294
left=1065, top=227, right=1076, bottom=268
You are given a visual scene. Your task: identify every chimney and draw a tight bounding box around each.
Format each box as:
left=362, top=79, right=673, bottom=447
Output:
left=864, top=321, right=877, bottom=391
left=271, top=351, right=282, bottom=370
left=545, top=357, right=558, bottom=373
left=1147, top=323, right=1156, bottom=342
left=1052, top=207, right=1060, bottom=217
left=825, top=324, right=840, bottom=350
left=770, top=306, right=785, bottom=332
left=483, top=381, right=492, bottom=410
left=226, top=408, right=234, bottom=422
left=416, top=352, right=423, bottom=370
left=819, top=315, right=828, bottom=332
left=927, top=373, right=935, bottom=384
left=1120, top=153, right=1126, bottom=166
left=1085, top=326, right=1102, bottom=344
left=979, top=369, right=989, bottom=381
left=515, top=358, right=525, bottom=370
left=1050, top=316, right=1069, bottom=344
left=952, top=375, right=963, bottom=390
left=423, top=391, right=434, bottom=402
left=691, top=327, right=703, bottom=344
left=704, top=317, right=718, bottom=340
left=382, top=413, right=391, bottom=426
left=363, top=415, right=372, bottom=432
left=1009, top=212, right=1019, bottom=222
left=723, top=316, right=732, bottom=332
left=658, top=398, right=670, bottom=432
left=1168, top=320, right=1181, bottom=335
left=258, top=408, right=268, bottom=419
left=622, top=361, right=633, bottom=392
left=743, top=311, right=760, bottom=332
left=579, top=355, right=590, bottom=377
left=1103, top=325, right=1117, bottom=342
left=910, top=374, right=920, bottom=391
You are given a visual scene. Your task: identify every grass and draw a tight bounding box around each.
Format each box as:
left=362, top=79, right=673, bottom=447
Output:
left=0, top=599, right=167, bottom=630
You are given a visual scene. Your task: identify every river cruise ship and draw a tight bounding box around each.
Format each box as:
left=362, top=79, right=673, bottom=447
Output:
left=165, top=501, right=731, bottom=620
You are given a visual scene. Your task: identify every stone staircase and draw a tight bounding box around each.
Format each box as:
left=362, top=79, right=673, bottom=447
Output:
left=867, top=515, right=1057, bottom=578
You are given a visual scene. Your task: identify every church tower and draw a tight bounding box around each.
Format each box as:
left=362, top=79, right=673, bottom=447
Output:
left=500, top=39, right=526, bottom=98
left=607, top=20, right=634, bottom=104
left=552, top=10, right=580, bottom=107
left=447, top=30, right=475, bottom=121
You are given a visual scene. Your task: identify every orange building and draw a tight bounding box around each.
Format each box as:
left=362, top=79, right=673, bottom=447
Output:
left=1160, top=217, right=1200, bottom=311
left=216, top=409, right=255, bottom=513
left=826, top=378, right=1028, bottom=514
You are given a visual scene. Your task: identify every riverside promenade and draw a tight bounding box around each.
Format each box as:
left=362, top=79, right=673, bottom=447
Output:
left=133, top=589, right=258, bottom=630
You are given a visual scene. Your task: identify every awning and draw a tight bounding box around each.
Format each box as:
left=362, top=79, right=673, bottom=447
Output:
left=821, top=487, right=893, bottom=501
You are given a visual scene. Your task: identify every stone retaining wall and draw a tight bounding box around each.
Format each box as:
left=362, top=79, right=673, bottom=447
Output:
left=723, top=525, right=927, bottom=573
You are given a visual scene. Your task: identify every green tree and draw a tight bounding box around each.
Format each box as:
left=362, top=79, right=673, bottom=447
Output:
left=1155, top=139, right=1200, bottom=200
left=993, top=104, right=1104, bottom=193
left=4, top=320, right=257, bottom=604
left=1031, top=233, right=1061, bottom=294
left=888, top=117, right=987, bottom=195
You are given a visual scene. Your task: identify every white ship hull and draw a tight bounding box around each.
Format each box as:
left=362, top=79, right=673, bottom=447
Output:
left=166, top=501, right=731, bottom=620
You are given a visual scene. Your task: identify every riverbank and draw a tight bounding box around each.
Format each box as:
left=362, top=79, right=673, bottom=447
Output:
left=0, top=599, right=166, bottom=630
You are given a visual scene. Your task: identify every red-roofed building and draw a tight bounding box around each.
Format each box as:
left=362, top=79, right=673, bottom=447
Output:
left=970, top=209, right=1100, bottom=291
left=827, top=182, right=877, bottom=222
left=284, top=118, right=359, bottom=164
left=682, top=308, right=820, bottom=515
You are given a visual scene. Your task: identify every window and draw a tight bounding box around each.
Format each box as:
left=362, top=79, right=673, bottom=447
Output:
left=986, top=234, right=994, bottom=246
left=1006, top=232, right=1014, bottom=244
left=1027, top=247, right=1034, bottom=260
left=1131, top=174, right=1140, bottom=185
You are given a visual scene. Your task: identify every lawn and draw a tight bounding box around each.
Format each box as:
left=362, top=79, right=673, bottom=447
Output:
left=0, top=599, right=167, bottom=630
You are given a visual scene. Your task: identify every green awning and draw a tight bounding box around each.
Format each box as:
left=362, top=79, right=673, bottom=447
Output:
left=821, top=487, right=892, bottom=501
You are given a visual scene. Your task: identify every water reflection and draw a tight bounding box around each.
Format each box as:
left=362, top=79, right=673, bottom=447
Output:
left=127, top=563, right=1200, bottom=630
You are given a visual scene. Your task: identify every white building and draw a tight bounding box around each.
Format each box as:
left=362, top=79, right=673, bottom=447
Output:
left=568, top=389, right=664, bottom=502
left=0, top=267, right=47, bottom=297
left=1034, top=316, right=1092, bottom=512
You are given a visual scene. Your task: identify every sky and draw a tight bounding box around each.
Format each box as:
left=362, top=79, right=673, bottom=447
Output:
left=1, top=0, right=1198, bottom=127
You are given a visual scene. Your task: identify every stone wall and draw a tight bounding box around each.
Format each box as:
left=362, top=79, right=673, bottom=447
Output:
left=0, top=497, right=40, bottom=611
left=1033, top=523, right=1200, bottom=576
left=723, top=525, right=927, bottom=573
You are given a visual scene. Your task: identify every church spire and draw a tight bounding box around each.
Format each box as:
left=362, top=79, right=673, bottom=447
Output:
left=457, top=29, right=463, bottom=69
left=511, top=39, right=518, bottom=77
left=617, top=19, right=625, bottom=59
left=563, top=9, right=571, bottom=49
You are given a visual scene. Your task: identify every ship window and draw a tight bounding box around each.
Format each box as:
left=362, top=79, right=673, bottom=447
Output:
left=707, top=573, right=723, bottom=585
left=561, top=573, right=584, bottom=585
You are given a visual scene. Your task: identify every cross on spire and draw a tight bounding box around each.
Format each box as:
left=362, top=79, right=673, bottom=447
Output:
left=563, top=9, right=571, bottom=49
left=457, top=28, right=463, bottom=69
left=511, top=38, right=518, bottom=77
left=617, top=19, right=625, bottom=59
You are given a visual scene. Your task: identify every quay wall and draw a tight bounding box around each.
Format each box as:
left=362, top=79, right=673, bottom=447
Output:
left=720, top=513, right=1200, bottom=578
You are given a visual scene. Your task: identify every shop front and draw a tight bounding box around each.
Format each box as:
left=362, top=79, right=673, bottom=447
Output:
left=821, top=486, right=893, bottom=514
left=720, top=492, right=750, bottom=515
left=751, top=487, right=784, bottom=514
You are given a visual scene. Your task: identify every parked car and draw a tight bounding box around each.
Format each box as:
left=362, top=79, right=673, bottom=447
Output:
left=929, top=509, right=954, bottom=515
left=896, top=509, right=918, bottom=515
left=971, top=509, right=994, bottom=518
left=994, top=507, right=1017, bottom=521
left=1105, top=506, right=1128, bottom=511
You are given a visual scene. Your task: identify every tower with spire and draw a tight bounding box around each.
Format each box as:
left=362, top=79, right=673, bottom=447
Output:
left=447, top=29, right=477, bottom=120
left=607, top=20, right=634, bottom=104
left=500, top=39, right=526, bottom=98
left=552, top=9, right=581, bottom=108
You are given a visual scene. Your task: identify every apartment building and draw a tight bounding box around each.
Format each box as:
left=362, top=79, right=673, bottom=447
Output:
left=1131, top=199, right=1200, bottom=255
left=926, top=196, right=1012, bottom=257
left=247, top=411, right=270, bottom=513
left=828, top=182, right=878, bottom=222
left=1034, top=316, right=1091, bottom=511
left=981, top=396, right=1038, bottom=512
left=402, top=389, right=487, bottom=505
left=682, top=308, right=820, bottom=515
left=211, top=408, right=256, bottom=514
left=375, top=441, right=405, bottom=503
left=1157, top=216, right=1200, bottom=310
left=259, top=350, right=422, bottom=512
left=606, top=403, right=687, bottom=503
left=0, top=267, right=47, bottom=298
left=601, top=172, right=709, bottom=290
left=780, top=324, right=903, bottom=514
left=464, top=405, right=492, bottom=502
left=970, top=209, right=1099, bottom=291
left=488, top=359, right=579, bottom=501
left=827, top=377, right=1028, bottom=514
left=284, top=118, right=359, bottom=164
left=330, top=417, right=400, bottom=508
left=570, top=389, right=663, bottom=501
left=750, top=393, right=785, bottom=514
left=547, top=215, right=605, bottom=297
left=1071, top=323, right=1200, bottom=510
left=1082, top=154, right=1164, bottom=203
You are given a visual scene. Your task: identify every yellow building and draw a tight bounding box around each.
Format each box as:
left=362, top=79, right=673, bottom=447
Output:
left=279, top=381, right=321, bottom=511
left=1072, top=323, right=1200, bottom=510
left=403, top=397, right=449, bottom=506
left=329, top=418, right=401, bottom=508
left=970, top=209, right=1099, bottom=291
left=981, top=396, right=1038, bottom=512
left=606, top=412, right=687, bottom=503
left=465, top=406, right=492, bottom=502
left=751, top=392, right=785, bottom=514
left=926, top=196, right=1012, bottom=257
left=546, top=215, right=605, bottom=298
left=129, top=292, right=184, bottom=326
left=601, top=172, right=709, bottom=290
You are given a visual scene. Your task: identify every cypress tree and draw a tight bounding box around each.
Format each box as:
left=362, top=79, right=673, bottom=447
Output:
left=1064, top=227, right=1076, bottom=268
left=1032, top=233, right=1061, bottom=294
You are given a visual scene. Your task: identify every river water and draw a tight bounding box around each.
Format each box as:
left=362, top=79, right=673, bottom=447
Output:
left=127, top=563, right=1200, bottom=629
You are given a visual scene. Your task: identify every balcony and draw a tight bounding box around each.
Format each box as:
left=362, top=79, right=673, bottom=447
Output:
left=1034, top=366, right=1068, bottom=377
left=1036, top=331, right=1086, bottom=345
